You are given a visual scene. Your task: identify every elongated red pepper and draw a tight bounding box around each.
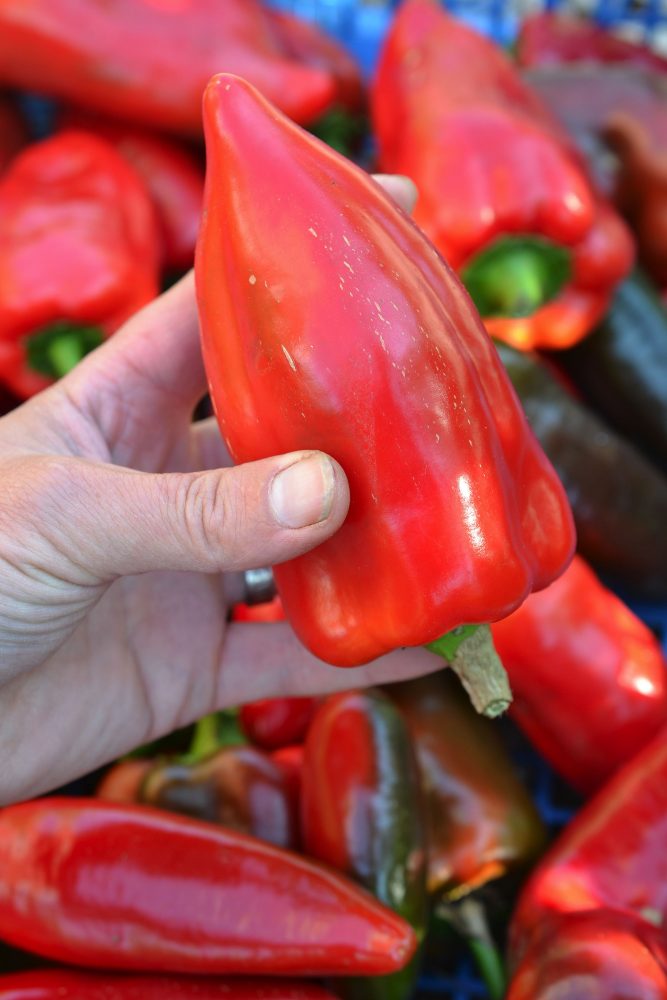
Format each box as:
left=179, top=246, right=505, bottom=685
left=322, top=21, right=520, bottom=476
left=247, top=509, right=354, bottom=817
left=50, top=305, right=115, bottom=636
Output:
left=195, top=74, right=574, bottom=672
left=509, top=725, right=667, bottom=968
left=0, top=971, right=338, bottom=999
left=371, top=0, right=634, bottom=350
left=517, top=12, right=667, bottom=73
left=0, top=0, right=338, bottom=136
left=0, top=798, right=415, bottom=975
left=388, top=673, right=546, bottom=900
left=0, top=130, right=159, bottom=399
left=0, top=95, right=25, bottom=174
left=59, top=112, right=204, bottom=273
left=491, top=554, right=667, bottom=794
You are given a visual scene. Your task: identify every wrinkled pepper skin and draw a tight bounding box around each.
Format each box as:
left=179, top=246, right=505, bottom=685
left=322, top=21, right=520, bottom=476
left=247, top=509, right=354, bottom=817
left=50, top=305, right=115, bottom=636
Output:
left=371, top=0, right=633, bottom=351
left=0, top=130, right=159, bottom=399
left=0, top=0, right=338, bottom=136
left=0, top=971, right=338, bottom=1000
left=507, top=911, right=667, bottom=1000
left=301, top=690, right=428, bottom=1000
left=59, top=112, right=204, bottom=273
left=140, top=745, right=300, bottom=850
left=195, top=74, right=575, bottom=668
left=492, top=554, right=667, bottom=795
left=510, top=725, right=667, bottom=967
left=240, top=698, right=319, bottom=752
left=497, top=340, right=667, bottom=600
left=0, top=798, right=416, bottom=976
left=557, top=271, right=667, bottom=472
left=0, top=95, right=26, bottom=174
left=517, top=12, right=667, bottom=73
left=388, top=673, right=545, bottom=899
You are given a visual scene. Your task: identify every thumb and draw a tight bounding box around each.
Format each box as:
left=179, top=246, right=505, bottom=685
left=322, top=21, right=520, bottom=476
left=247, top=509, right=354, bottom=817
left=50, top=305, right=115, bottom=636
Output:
left=22, top=451, right=349, bottom=581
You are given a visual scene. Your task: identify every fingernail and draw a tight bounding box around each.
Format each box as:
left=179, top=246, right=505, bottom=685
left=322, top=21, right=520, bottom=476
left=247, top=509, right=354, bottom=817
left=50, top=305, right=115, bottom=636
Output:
left=269, top=454, right=336, bottom=529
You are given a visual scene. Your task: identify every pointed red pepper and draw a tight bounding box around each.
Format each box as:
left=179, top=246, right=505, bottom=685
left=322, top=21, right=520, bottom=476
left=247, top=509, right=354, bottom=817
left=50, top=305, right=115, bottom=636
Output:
left=195, top=74, right=575, bottom=674
left=371, top=0, right=634, bottom=350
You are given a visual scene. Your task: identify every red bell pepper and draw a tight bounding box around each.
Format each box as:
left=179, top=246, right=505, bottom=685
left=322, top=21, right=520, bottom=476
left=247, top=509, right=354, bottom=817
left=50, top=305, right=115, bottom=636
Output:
left=140, top=744, right=300, bottom=850
left=0, top=798, right=416, bottom=976
left=240, top=698, right=319, bottom=751
left=59, top=112, right=204, bottom=273
left=0, top=0, right=339, bottom=136
left=388, top=673, right=546, bottom=900
left=517, top=12, right=667, bottom=74
left=491, top=554, right=667, bottom=795
left=371, top=0, right=634, bottom=351
left=195, top=74, right=575, bottom=684
left=0, top=95, right=26, bottom=174
left=0, top=130, right=159, bottom=399
left=0, top=971, right=338, bottom=999
left=301, top=689, right=428, bottom=999
left=509, top=724, right=667, bottom=968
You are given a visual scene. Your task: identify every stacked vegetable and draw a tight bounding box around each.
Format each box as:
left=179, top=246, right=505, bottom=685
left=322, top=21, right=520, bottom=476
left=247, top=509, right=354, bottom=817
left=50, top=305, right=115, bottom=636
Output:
left=0, top=0, right=667, bottom=997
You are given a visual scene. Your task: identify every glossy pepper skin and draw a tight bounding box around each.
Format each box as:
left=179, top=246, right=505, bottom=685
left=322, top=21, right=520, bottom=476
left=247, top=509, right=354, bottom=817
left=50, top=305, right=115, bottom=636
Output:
left=240, top=698, right=318, bottom=751
left=0, top=0, right=338, bottom=136
left=507, top=911, right=667, bottom=1000
left=59, top=112, right=204, bottom=273
left=196, top=74, right=575, bottom=668
left=492, top=554, right=667, bottom=795
left=388, top=673, right=545, bottom=899
left=0, top=798, right=416, bottom=976
left=0, top=971, right=338, bottom=1000
left=517, top=12, right=667, bottom=73
left=0, top=130, right=159, bottom=399
left=509, top=725, right=667, bottom=967
left=140, top=745, right=300, bottom=850
left=301, top=690, right=428, bottom=1000
left=372, top=0, right=633, bottom=351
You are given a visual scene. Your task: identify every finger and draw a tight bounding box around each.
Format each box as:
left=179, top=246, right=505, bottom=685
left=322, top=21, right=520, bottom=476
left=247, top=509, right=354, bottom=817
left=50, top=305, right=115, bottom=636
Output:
left=26, top=450, right=349, bottom=580
left=217, top=621, right=441, bottom=706
left=190, top=416, right=234, bottom=470
left=374, top=174, right=418, bottom=214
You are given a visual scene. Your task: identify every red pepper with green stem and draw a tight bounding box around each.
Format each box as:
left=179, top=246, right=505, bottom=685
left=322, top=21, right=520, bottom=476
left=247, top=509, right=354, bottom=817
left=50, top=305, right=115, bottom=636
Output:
left=0, top=971, right=339, bottom=1000
left=195, top=73, right=574, bottom=711
left=491, top=553, right=667, bottom=795
left=0, top=797, right=416, bottom=976
left=371, top=0, right=634, bottom=351
left=0, top=130, right=159, bottom=399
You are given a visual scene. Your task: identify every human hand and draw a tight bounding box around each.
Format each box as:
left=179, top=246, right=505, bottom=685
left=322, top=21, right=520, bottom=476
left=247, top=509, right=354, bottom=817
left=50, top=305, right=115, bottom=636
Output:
left=0, top=175, right=438, bottom=804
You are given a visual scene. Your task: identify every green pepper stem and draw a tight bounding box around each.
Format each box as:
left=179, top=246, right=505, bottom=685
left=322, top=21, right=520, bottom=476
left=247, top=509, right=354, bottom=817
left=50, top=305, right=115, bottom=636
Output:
left=461, top=236, right=572, bottom=319
left=188, top=713, right=220, bottom=761
left=46, top=332, right=90, bottom=378
left=437, top=898, right=506, bottom=1000
left=26, top=321, right=105, bottom=379
left=426, top=624, right=512, bottom=718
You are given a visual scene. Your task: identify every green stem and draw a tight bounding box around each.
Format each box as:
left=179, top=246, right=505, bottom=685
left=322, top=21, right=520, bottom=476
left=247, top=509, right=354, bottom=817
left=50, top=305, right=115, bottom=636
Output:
left=187, top=713, right=220, bottom=761
left=461, top=236, right=571, bottom=319
left=26, top=321, right=104, bottom=379
left=426, top=624, right=512, bottom=718
left=437, top=898, right=506, bottom=1000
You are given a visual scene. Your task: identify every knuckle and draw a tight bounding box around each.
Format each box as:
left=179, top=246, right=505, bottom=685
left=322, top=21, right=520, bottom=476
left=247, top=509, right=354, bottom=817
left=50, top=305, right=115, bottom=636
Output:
left=177, top=470, right=248, bottom=567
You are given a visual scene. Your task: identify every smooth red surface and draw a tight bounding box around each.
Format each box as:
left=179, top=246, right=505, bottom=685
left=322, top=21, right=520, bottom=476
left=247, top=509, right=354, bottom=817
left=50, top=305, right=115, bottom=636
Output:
left=240, top=698, right=319, bottom=751
left=0, top=0, right=336, bottom=135
left=0, top=971, right=337, bottom=999
left=510, top=726, right=667, bottom=963
left=492, top=554, right=667, bottom=794
left=196, top=74, right=575, bottom=667
left=0, top=130, right=159, bottom=398
left=231, top=597, right=285, bottom=624
left=518, top=12, right=667, bottom=73
left=0, top=798, right=415, bottom=975
left=371, top=0, right=634, bottom=350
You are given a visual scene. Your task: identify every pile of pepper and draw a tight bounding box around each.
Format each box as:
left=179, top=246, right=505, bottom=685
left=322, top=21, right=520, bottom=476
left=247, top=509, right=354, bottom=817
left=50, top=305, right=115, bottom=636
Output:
left=1, top=0, right=667, bottom=997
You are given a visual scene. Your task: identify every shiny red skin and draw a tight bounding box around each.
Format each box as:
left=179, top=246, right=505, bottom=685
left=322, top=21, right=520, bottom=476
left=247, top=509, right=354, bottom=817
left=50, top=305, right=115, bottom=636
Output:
left=371, top=0, right=634, bottom=351
left=508, top=911, right=667, bottom=999
left=0, top=95, right=26, bottom=174
left=196, top=74, right=575, bottom=667
left=517, top=12, right=667, bottom=73
left=0, top=798, right=415, bottom=975
left=240, top=699, right=319, bottom=751
left=270, top=745, right=304, bottom=816
left=492, top=554, right=667, bottom=794
left=0, top=0, right=335, bottom=135
left=0, top=971, right=337, bottom=1000
left=0, top=130, right=159, bottom=398
left=60, top=113, right=204, bottom=272
left=510, top=726, right=667, bottom=965
left=231, top=597, right=285, bottom=624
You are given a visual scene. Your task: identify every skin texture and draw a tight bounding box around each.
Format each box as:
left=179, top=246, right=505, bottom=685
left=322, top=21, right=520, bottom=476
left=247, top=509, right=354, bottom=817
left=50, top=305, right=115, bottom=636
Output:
left=0, top=174, right=444, bottom=806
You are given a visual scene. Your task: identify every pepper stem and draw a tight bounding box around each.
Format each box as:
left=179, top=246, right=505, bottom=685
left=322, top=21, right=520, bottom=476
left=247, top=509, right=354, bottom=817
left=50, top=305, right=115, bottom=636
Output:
left=426, top=625, right=512, bottom=718
left=188, top=713, right=220, bottom=761
left=26, top=321, right=105, bottom=379
left=437, top=898, right=506, bottom=1000
left=461, top=236, right=571, bottom=318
